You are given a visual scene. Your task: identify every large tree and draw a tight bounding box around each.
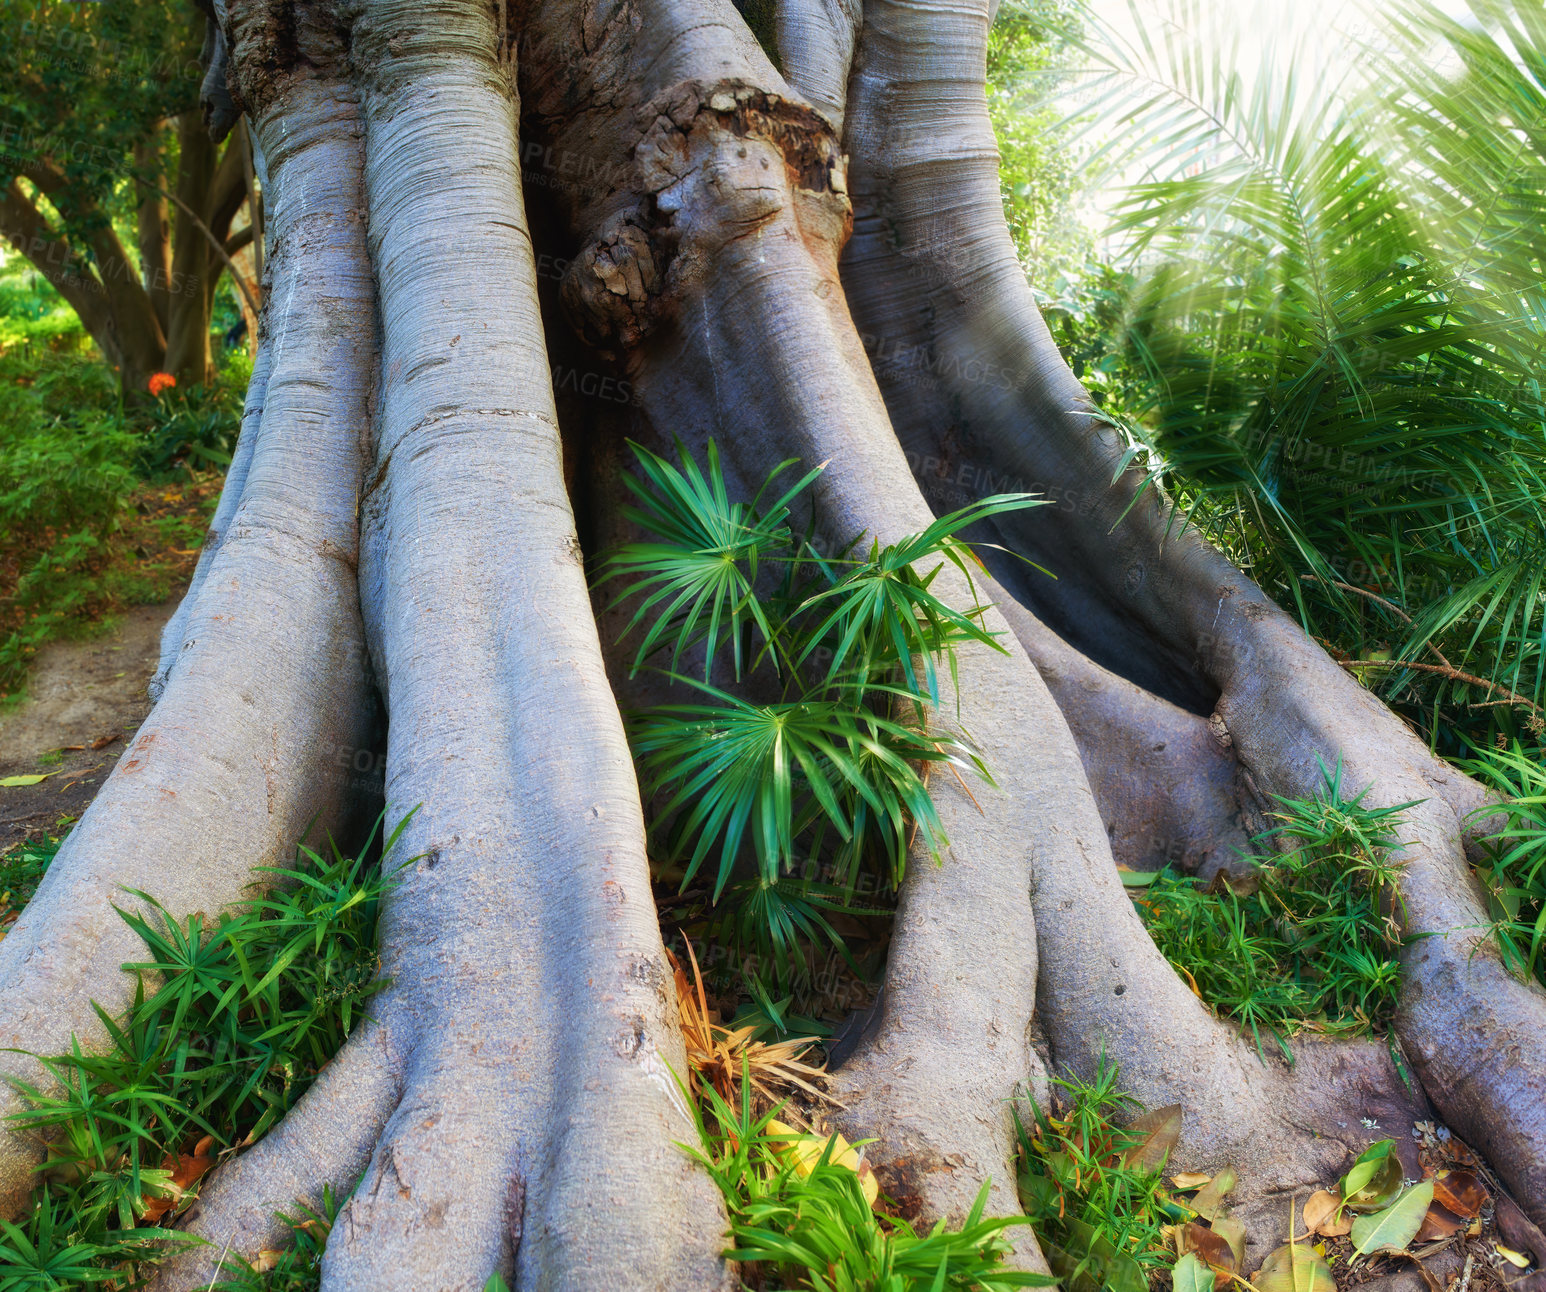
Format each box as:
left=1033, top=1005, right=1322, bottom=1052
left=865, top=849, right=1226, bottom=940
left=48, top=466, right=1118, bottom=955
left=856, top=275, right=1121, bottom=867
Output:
left=0, top=0, right=1541, bottom=1288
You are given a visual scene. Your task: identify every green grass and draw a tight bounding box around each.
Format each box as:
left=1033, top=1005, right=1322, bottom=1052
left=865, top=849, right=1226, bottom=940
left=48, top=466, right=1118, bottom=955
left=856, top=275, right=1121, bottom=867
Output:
left=1134, top=761, right=1412, bottom=1061
left=604, top=439, right=1045, bottom=1010
left=0, top=823, right=399, bottom=1291
left=684, top=1067, right=1048, bottom=1292
left=1014, top=1060, right=1177, bottom=1292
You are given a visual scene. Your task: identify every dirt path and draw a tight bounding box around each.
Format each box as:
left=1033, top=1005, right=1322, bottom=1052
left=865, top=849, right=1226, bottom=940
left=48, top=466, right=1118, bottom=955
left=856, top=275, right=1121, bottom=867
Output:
left=0, top=600, right=179, bottom=849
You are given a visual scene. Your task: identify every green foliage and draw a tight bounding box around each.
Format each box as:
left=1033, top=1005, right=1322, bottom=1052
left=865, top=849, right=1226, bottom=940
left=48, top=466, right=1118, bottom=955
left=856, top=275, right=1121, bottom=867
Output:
left=0, top=825, right=398, bottom=1290
left=1463, top=741, right=1546, bottom=987
left=987, top=0, right=1090, bottom=282
left=0, top=0, right=201, bottom=241
left=606, top=440, right=1042, bottom=1001
left=685, top=1069, right=1047, bottom=1291
left=1041, top=0, right=1546, bottom=755
left=0, top=835, right=60, bottom=923
left=1014, top=1060, right=1175, bottom=1292
left=1136, top=762, right=1413, bottom=1059
left=0, top=267, right=243, bottom=698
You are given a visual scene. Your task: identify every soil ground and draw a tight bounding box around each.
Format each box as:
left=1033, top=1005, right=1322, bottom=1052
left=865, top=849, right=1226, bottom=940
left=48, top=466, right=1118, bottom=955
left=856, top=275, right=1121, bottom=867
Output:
left=0, top=598, right=178, bottom=849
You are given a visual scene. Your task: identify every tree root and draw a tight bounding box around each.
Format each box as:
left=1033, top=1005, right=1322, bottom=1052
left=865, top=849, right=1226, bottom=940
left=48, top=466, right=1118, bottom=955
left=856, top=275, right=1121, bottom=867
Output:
left=0, top=73, right=378, bottom=1219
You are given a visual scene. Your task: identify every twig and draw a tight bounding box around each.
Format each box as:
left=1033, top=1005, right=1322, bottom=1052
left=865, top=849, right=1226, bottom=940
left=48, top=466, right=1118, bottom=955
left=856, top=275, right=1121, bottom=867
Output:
left=1299, top=574, right=1456, bottom=670
left=164, top=187, right=262, bottom=320
left=1337, top=657, right=1543, bottom=716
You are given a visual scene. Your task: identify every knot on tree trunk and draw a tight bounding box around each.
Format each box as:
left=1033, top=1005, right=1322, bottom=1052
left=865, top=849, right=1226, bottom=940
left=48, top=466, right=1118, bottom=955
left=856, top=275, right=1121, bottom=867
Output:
left=561, top=80, right=850, bottom=352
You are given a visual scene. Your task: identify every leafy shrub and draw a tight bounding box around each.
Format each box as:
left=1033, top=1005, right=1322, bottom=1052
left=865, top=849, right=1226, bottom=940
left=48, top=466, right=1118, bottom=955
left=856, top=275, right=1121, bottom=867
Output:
left=1014, top=1060, right=1177, bottom=1292
left=603, top=440, right=1043, bottom=1005
left=1463, top=741, right=1546, bottom=988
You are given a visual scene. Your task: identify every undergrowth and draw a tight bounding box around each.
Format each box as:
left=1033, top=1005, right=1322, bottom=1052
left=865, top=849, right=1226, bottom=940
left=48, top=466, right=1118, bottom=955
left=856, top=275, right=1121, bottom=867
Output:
left=0, top=267, right=247, bottom=701
left=604, top=439, right=1044, bottom=1023
left=1464, top=741, right=1546, bottom=990
left=1014, top=1061, right=1177, bottom=1292
left=1134, top=761, right=1413, bottom=1060
left=685, top=1067, right=1048, bottom=1292
left=0, top=822, right=398, bottom=1291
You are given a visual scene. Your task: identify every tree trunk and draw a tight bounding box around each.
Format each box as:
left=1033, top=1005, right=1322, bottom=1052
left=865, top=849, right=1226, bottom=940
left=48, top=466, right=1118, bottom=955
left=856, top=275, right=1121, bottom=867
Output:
left=1, top=0, right=1541, bottom=1288
left=164, top=111, right=220, bottom=384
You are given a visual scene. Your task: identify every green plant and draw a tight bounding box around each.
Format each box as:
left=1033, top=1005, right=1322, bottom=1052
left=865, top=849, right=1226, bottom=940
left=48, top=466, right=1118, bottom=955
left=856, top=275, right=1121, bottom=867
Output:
left=1013, top=1059, right=1175, bottom=1292
left=684, top=1066, right=1047, bottom=1291
left=1135, top=761, right=1414, bottom=1059
left=603, top=439, right=1044, bottom=1002
left=1463, top=740, right=1546, bottom=987
left=0, top=821, right=401, bottom=1289
left=0, top=837, right=60, bottom=929
left=1042, top=0, right=1546, bottom=758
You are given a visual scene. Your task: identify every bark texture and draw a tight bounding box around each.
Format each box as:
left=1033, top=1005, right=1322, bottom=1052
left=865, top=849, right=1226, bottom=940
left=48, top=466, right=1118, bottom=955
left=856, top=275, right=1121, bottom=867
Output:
left=2, top=0, right=1542, bottom=1288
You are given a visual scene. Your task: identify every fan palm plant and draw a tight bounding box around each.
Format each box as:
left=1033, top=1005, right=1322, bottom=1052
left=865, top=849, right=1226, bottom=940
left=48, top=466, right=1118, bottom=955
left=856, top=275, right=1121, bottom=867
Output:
left=1035, top=0, right=1546, bottom=755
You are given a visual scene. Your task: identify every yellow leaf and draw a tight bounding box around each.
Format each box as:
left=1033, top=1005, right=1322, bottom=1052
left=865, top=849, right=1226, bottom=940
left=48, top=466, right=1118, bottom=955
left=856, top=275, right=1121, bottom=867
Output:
left=766, top=1119, right=878, bottom=1207
left=1497, top=1246, right=1531, bottom=1269
left=1172, top=1172, right=1213, bottom=1190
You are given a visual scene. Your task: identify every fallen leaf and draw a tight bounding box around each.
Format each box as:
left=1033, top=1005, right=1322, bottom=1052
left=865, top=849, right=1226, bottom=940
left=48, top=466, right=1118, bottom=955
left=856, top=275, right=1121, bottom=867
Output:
left=1121, top=1104, right=1183, bottom=1171
left=1173, top=1172, right=1213, bottom=1190
left=1256, top=1243, right=1336, bottom=1292
left=1178, top=1221, right=1236, bottom=1286
left=1304, top=1189, right=1352, bottom=1237
left=251, top=1251, right=282, bottom=1273
left=1173, top=1252, right=1213, bottom=1292
left=139, top=1137, right=219, bottom=1223
left=1415, top=1203, right=1465, bottom=1243
left=1351, top=1182, right=1435, bottom=1256
left=1213, top=1214, right=1247, bottom=1271
left=1346, top=1151, right=1404, bottom=1213
left=1190, top=1166, right=1238, bottom=1221
left=1342, top=1139, right=1396, bottom=1200
left=1431, top=1170, right=1488, bottom=1220
left=1498, top=1246, right=1533, bottom=1270
left=765, top=1118, right=878, bottom=1207
left=0, top=774, right=54, bottom=787
left=88, top=733, right=121, bottom=751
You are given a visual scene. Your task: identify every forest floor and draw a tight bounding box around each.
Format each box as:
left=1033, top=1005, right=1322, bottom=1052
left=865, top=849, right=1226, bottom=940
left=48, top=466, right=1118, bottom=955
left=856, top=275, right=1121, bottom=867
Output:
left=0, top=594, right=177, bottom=851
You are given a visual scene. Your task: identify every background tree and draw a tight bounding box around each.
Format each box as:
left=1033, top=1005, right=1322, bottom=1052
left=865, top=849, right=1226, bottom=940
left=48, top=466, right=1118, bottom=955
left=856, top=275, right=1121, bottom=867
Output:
left=0, top=0, right=258, bottom=393
left=0, top=0, right=1541, bottom=1289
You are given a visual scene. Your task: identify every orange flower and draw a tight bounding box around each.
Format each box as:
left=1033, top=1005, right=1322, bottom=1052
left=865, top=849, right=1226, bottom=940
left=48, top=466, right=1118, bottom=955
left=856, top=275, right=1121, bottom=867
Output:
left=147, top=371, right=177, bottom=396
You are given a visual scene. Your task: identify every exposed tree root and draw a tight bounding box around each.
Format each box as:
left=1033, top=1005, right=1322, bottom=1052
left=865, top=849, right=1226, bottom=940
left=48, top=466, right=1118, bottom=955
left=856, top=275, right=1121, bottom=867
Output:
left=832, top=0, right=1546, bottom=1226
left=0, top=70, right=378, bottom=1219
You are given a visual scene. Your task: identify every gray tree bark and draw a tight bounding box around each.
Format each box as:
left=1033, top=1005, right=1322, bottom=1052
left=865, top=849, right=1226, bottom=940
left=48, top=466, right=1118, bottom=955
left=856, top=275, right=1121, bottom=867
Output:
left=0, top=0, right=1540, bottom=1288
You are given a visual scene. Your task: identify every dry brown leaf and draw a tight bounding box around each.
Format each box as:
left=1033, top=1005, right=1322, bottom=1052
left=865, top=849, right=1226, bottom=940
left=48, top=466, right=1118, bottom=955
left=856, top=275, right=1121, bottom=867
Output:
left=1431, top=1170, right=1488, bottom=1220
left=1121, top=1104, right=1183, bottom=1172
left=1173, top=1171, right=1213, bottom=1190
left=1415, top=1203, right=1465, bottom=1243
left=1303, top=1189, right=1351, bottom=1238
left=669, top=946, right=832, bottom=1115
left=139, top=1137, right=218, bottom=1223
left=1178, top=1221, right=1237, bottom=1287
left=1212, top=1215, right=1247, bottom=1271
left=251, top=1251, right=282, bottom=1273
